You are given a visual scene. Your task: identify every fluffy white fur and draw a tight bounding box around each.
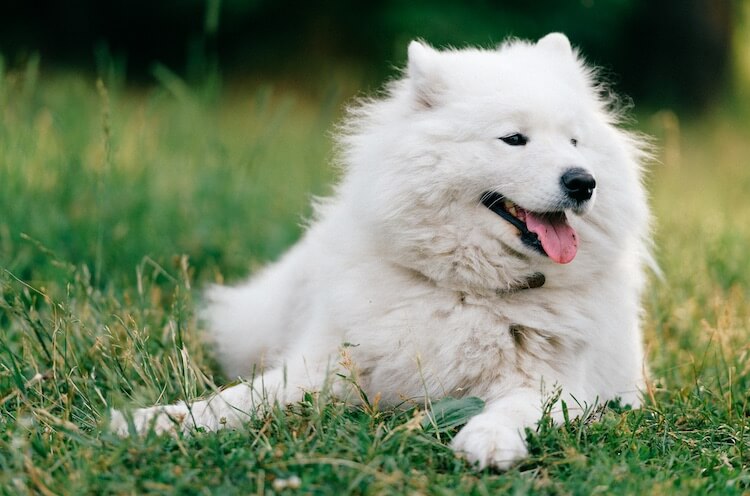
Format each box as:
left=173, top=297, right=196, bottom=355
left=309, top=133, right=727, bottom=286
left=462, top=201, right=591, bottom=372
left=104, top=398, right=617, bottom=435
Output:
left=111, top=33, right=652, bottom=470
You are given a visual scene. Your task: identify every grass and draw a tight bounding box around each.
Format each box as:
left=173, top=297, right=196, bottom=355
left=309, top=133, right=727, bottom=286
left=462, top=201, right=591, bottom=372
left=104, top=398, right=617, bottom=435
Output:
left=1, top=62, right=750, bottom=494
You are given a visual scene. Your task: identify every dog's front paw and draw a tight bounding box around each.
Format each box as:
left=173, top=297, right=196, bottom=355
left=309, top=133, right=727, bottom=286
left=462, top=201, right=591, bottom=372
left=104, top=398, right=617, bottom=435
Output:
left=450, top=414, right=529, bottom=470
left=110, top=404, right=191, bottom=437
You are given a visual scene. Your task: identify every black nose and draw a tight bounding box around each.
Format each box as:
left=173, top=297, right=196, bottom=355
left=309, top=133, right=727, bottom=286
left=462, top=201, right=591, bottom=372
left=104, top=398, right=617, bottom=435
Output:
left=561, top=168, right=596, bottom=203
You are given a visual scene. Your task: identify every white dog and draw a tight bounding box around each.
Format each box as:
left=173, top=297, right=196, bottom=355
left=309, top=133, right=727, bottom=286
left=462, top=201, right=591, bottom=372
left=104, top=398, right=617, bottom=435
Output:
left=112, top=33, right=652, bottom=470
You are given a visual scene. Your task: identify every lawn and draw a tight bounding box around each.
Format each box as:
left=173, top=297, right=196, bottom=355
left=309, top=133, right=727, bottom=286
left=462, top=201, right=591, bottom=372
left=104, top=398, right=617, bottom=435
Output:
left=1, top=65, right=749, bottom=494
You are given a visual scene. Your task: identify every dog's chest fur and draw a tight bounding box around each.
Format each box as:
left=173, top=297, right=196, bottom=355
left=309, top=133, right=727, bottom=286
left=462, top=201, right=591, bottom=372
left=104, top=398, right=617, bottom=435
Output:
left=336, top=267, right=589, bottom=404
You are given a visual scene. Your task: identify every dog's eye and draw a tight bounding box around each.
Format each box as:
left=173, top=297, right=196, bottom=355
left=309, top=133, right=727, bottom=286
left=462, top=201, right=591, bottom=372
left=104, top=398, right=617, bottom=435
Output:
left=500, top=133, right=528, bottom=146
left=571, top=138, right=578, bottom=147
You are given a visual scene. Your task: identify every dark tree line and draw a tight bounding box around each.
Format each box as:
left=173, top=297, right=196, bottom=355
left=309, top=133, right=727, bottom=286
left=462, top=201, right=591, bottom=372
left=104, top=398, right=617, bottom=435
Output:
left=0, top=0, right=734, bottom=110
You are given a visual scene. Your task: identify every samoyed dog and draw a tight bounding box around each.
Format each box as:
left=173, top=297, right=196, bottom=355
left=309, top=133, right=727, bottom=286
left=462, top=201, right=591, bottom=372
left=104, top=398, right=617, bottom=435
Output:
left=112, top=33, right=652, bottom=470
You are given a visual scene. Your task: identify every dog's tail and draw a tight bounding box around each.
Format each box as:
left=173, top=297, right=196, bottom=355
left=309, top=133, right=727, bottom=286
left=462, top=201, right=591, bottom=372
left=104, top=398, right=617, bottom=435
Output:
left=200, top=282, right=271, bottom=379
left=199, top=243, right=313, bottom=380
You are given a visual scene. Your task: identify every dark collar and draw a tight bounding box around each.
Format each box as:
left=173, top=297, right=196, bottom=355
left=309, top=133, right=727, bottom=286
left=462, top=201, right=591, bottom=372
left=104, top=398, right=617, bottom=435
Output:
left=497, top=272, right=545, bottom=295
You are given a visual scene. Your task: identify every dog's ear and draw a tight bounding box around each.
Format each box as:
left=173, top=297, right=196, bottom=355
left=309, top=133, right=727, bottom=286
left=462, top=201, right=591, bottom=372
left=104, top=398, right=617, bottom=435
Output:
left=407, top=40, right=444, bottom=109
left=536, top=33, right=573, bottom=58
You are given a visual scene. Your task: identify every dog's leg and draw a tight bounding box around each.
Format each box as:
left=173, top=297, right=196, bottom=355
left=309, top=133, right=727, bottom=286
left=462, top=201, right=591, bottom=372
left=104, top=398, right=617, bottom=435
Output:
left=110, top=364, right=330, bottom=437
left=450, top=389, right=550, bottom=470
left=110, top=377, right=268, bottom=437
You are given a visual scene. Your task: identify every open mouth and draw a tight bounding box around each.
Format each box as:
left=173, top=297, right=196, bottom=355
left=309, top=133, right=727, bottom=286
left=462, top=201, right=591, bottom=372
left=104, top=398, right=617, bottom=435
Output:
left=481, top=192, right=578, bottom=264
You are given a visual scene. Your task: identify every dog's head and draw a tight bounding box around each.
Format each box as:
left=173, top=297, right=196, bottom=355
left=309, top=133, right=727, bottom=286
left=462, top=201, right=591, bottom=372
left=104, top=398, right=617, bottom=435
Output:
left=340, top=34, right=649, bottom=292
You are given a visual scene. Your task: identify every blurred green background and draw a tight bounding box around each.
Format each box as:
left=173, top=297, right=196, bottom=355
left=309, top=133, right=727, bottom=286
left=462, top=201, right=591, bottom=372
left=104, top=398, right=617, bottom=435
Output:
left=2, top=0, right=749, bottom=285
left=1, top=0, right=749, bottom=288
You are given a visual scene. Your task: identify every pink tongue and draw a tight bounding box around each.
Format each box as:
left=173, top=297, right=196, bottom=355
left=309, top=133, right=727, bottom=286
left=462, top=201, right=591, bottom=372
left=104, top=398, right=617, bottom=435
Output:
left=524, top=212, right=578, bottom=264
